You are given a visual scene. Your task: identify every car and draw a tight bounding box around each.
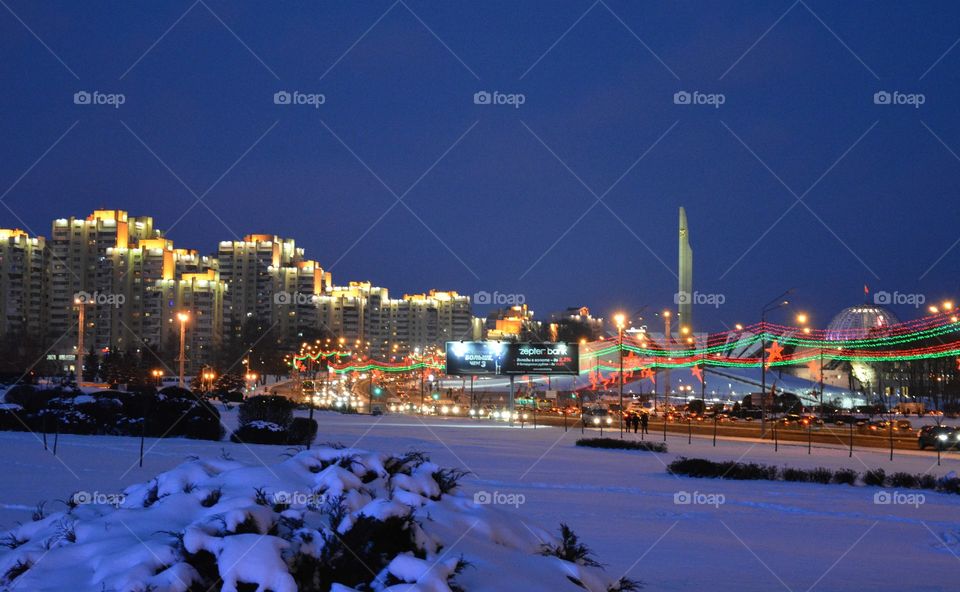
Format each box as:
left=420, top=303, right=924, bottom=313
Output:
left=917, top=425, right=959, bottom=450
left=894, top=419, right=913, bottom=431
left=827, top=414, right=864, bottom=427
left=582, top=407, right=615, bottom=428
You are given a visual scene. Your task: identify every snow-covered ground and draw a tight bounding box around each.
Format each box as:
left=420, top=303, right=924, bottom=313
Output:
left=1, top=412, right=959, bottom=591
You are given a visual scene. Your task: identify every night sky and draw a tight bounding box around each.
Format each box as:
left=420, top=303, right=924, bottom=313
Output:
left=3, top=1, right=960, bottom=332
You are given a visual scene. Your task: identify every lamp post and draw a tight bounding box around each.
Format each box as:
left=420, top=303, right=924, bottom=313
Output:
left=74, top=296, right=90, bottom=387
left=760, top=290, right=792, bottom=437
left=615, top=313, right=626, bottom=438
left=663, top=310, right=672, bottom=404
left=176, top=312, right=189, bottom=388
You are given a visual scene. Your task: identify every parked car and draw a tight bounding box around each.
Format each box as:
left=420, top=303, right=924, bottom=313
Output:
left=917, top=425, right=959, bottom=450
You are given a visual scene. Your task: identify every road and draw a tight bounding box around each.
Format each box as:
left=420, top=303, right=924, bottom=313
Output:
left=382, top=411, right=960, bottom=455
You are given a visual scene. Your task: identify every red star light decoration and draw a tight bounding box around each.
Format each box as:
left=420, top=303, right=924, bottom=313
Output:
left=807, top=359, right=822, bottom=382
left=691, top=364, right=704, bottom=383
left=764, top=341, right=784, bottom=368
left=640, top=368, right=656, bottom=385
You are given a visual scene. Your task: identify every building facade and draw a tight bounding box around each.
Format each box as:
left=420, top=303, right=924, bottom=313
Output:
left=0, top=229, right=47, bottom=341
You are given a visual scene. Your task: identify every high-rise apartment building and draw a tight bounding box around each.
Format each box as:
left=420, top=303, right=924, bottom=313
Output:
left=217, top=235, right=302, bottom=340
left=0, top=228, right=47, bottom=340
left=3, top=210, right=473, bottom=376
left=49, top=210, right=159, bottom=356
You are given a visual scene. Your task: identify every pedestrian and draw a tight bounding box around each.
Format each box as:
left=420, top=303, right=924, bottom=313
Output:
left=641, top=412, right=649, bottom=435
left=630, top=414, right=638, bottom=433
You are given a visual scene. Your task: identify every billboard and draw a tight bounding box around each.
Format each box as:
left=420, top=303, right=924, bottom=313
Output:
left=445, top=341, right=579, bottom=376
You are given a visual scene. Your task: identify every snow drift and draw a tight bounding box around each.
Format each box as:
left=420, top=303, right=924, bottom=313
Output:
left=0, top=446, right=636, bottom=592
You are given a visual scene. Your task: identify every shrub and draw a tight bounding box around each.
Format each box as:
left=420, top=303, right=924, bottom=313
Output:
left=540, top=524, right=601, bottom=567
left=863, top=469, right=886, bottom=487
left=222, top=391, right=244, bottom=404
left=725, top=462, right=777, bottom=481
left=576, top=438, right=667, bottom=453
left=808, top=467, right=833, bottom=484
left=0, top=407, right=27, bottom=431
left=919, top=474, right=938, bottom=489
left=3, top=385, right=41, bottom=412
left=888, top=472, right=920, bottom=489
left=159, top=386, right=196, bottom=400
left=286, top=417, right=318, bottom=445
left=938, top=477, right=960, bottom=495
left=231, top=421, right=288, bottom=445
left=181, top=400, right=225, bottom=441
left=667, top=457, right=718, bottom=478
left=832, top=468, right=858, bottom=485
left=782, top=467, right=810, bottom=482
left=238, top=395, right=295, bottom=430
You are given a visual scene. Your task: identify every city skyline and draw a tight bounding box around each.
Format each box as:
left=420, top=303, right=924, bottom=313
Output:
left=4, top=2, right=960, bottom=331
left=1, top=205, right=950, bottom=334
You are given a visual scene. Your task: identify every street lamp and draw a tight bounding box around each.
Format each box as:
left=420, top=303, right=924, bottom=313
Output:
left=615, top=312, right=626, bottom=437
left=176, top=312, right=189, bottom=388
left=760, top=289, right=793, bottom=436
left=202, top=368, right=216, bottom=392
left=73, top=296, right=91, bottom=387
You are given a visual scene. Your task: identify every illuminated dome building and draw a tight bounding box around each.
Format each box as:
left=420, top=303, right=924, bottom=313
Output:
left=825, top=305, right=900, bottom=341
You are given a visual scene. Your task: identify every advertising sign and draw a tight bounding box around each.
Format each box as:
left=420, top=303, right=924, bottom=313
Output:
left=445, top=341, right=579, bottom=376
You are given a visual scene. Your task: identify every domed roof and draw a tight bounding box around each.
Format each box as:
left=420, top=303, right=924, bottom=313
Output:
left=825, top=305, right=900, bottom=341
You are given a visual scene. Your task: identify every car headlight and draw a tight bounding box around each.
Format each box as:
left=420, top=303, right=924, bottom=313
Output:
left=592, top=417, right=600, bottom=425
left=606, top=417, right=613, bottom=425
left=938, top=434, right=949, bottom=441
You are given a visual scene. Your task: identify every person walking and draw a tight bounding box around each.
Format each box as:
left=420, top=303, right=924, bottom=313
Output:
left=641, top=412, right=649, bottom=435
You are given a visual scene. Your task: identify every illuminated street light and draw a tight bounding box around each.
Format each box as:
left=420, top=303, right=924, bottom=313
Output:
left=177, top=312, right=189, bottom=388
left=73, top=295, right=92, bottom=387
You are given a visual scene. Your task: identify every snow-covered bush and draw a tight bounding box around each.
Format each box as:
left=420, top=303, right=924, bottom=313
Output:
left=0, top=388, right=224, bottom=441
left=576, top=438, right=667, bottom=452
left=287, top=417, right=318, bottom=445
left=230, top=395, right=304, bottom=444
left=863, top=468, right=886, bottom=487
left=238, top=395, right=295, bottom=428
left=0, top=447, right=638, bottom=591
left=230, top=420, right=288, bottom=445
left=832, top=468, right=858, bottom=485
